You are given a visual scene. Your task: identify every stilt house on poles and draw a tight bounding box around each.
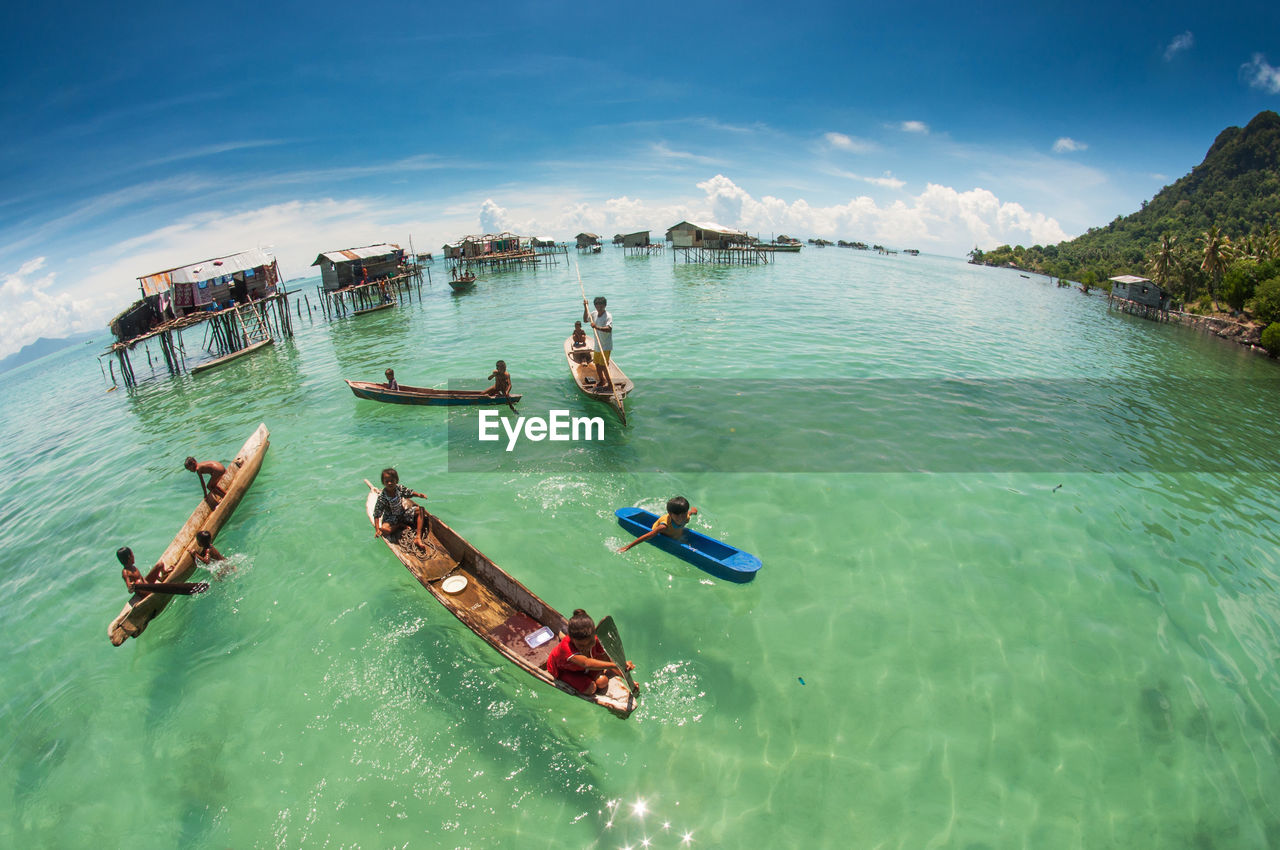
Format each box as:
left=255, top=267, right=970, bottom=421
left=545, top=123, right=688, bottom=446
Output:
left=312, top=244, right=405, bottom=291
left=666, top=221, right=767, bottom=265
left=102, top=248, right=292, bottom=386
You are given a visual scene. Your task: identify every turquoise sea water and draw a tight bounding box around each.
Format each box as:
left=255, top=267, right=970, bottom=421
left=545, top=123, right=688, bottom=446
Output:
left=3, top=248, right=1280, bottom=848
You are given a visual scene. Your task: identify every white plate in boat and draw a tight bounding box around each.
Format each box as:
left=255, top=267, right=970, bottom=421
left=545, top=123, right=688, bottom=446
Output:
left=441, top=575, right=468, bottom=594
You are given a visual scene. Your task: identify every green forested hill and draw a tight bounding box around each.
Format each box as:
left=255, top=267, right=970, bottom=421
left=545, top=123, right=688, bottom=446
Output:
left=970, top=110, right=1280, bottom=292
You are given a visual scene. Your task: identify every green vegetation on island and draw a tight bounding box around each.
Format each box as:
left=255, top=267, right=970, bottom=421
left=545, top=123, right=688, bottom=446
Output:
left=969, top=111, right=1280, bottom=352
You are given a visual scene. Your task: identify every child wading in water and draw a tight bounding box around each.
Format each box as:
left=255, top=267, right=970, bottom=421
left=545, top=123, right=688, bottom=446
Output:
left=545, top=609, right=635, bottom=696
left=190, top=530, right=223, bottom=564
left=618, top=496, right=698, bottom=553
left=190, top=529, right=236, bottom=578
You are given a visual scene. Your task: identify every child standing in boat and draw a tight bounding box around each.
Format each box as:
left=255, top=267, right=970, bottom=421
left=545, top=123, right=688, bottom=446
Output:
left=618, top=496, right=698, bottom=553
left=372, top=467, right=428, bottom=548
left=546, top=609, right=635, bottom=696
left=582, top=296, right=614, bottom=391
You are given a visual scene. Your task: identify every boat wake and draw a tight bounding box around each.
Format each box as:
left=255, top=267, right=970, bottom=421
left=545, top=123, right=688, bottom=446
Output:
left=632, top=661, right=706, bottom=726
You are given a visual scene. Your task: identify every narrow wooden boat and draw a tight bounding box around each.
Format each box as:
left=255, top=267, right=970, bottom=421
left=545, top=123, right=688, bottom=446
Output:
left=364, top=481, right=637, bottom=717
left=563, top=335, right=631, bottom=424
left=108, top=423, right=270, bottom=645
left=191, top=339, right=273, bottom=375
left=615, top=507, right=762, bottom=582
left=449, top=274, right=477, bottom=292
left=352, top=300, right=396, bottom=316
left=345, top=379, right=521, bottom=406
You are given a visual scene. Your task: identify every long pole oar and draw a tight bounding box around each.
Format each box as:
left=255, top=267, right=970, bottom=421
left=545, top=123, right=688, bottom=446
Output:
left=575, top=260, right=626, bottom=425
left=131, top=581, right=210, bottom=596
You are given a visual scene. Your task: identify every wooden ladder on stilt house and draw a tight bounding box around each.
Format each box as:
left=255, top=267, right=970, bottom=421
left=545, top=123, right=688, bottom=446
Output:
left=235, top=302, right=272, bottom=347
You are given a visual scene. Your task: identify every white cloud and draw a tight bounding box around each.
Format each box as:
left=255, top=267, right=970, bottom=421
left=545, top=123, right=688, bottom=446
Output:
left=650, top=142, right=723, bottom=165
left=1052, top=137, right=1088, bottom=153
left=0, top=260, right=97, bottom=358
left=827, top=168, right=906, bottom=189
left=863, top=173, right=906, bottom=189
left=1241, top=53, right=1280, bottom=93
left=1164, top=31, right=1193, bottom=61
left=900, top=121, right=929, bottom=134
left=823, top=132, right=877, bottom=153
left=18, top=257, right=47, bottom=276
left=478, top=198, right=509, bottom=234
left=682, top=174, right=1066, bottom=252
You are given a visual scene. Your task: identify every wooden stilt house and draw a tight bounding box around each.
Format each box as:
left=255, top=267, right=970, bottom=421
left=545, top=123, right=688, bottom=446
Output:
left=312, top=244, right=406, bottom=292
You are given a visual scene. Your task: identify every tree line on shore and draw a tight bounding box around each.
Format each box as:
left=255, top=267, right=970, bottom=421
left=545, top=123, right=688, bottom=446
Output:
left=967, top=110, right=1280, bottom=354
left=970, top=224, right=1280, bottom=355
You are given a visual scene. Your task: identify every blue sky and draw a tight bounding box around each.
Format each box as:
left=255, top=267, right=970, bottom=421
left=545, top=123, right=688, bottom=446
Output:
left=1, top=0, right=1277, bottom=356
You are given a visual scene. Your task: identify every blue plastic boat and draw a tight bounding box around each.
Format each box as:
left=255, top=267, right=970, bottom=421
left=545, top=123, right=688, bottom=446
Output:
left=614, top=507, right=762, bottom=582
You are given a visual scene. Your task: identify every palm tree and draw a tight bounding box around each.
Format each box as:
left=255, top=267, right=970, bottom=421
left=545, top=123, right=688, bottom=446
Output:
left=1240, top=233, right=1264, bottom=263
left=1149, top=232, right=1179, bottom=291
left=1175, top=247, right=1200, bottom=306
left=1260, top=224, right=1278, bottom=261
left=1201, top=226, right=1232, bottom=312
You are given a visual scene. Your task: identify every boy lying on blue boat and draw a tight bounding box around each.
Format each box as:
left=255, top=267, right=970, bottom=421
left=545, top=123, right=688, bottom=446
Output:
left=618, top=496, right=698, bottom=553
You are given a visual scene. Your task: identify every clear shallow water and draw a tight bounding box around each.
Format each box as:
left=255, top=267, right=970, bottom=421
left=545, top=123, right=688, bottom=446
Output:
left=2, top=249, right=1280, bottom=848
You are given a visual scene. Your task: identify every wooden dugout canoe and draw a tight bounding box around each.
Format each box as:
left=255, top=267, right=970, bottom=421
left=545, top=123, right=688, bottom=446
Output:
left=364, top=480, right=637, bottom=718
left=615, top=507, right=762, bottom=583
left=107, top=423, right=270, bottom=645
left=345, top=380, right=521, bottom=406
left=563, top=335, right=630, bottom=424
left=352, top=301, right=396, bottom=316
left=190, top=339, right=273, bottom=375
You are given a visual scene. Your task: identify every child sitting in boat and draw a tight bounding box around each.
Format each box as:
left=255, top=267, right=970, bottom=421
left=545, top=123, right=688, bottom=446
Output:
left=572, top=321, right=587, bottom=347
left=185, top=456, right=227, bottom=504
left=483, top=360, right=511, bottom=397
left=546, top=609, right=635, bottom=696
left=618, top=496, right=698, bottom=553
left=117, top=546, right=171, bottom=593
left=372, top=467, right=428, bottom=549
left=384, top=368, right=399, bottom=390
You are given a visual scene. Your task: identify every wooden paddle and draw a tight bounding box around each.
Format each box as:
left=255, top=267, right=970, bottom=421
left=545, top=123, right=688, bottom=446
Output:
left=132, top=581, right=210, bottom=596
left=576, top=262, right=626, bottom=425
left=595, top=615, right=639, bottom=694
